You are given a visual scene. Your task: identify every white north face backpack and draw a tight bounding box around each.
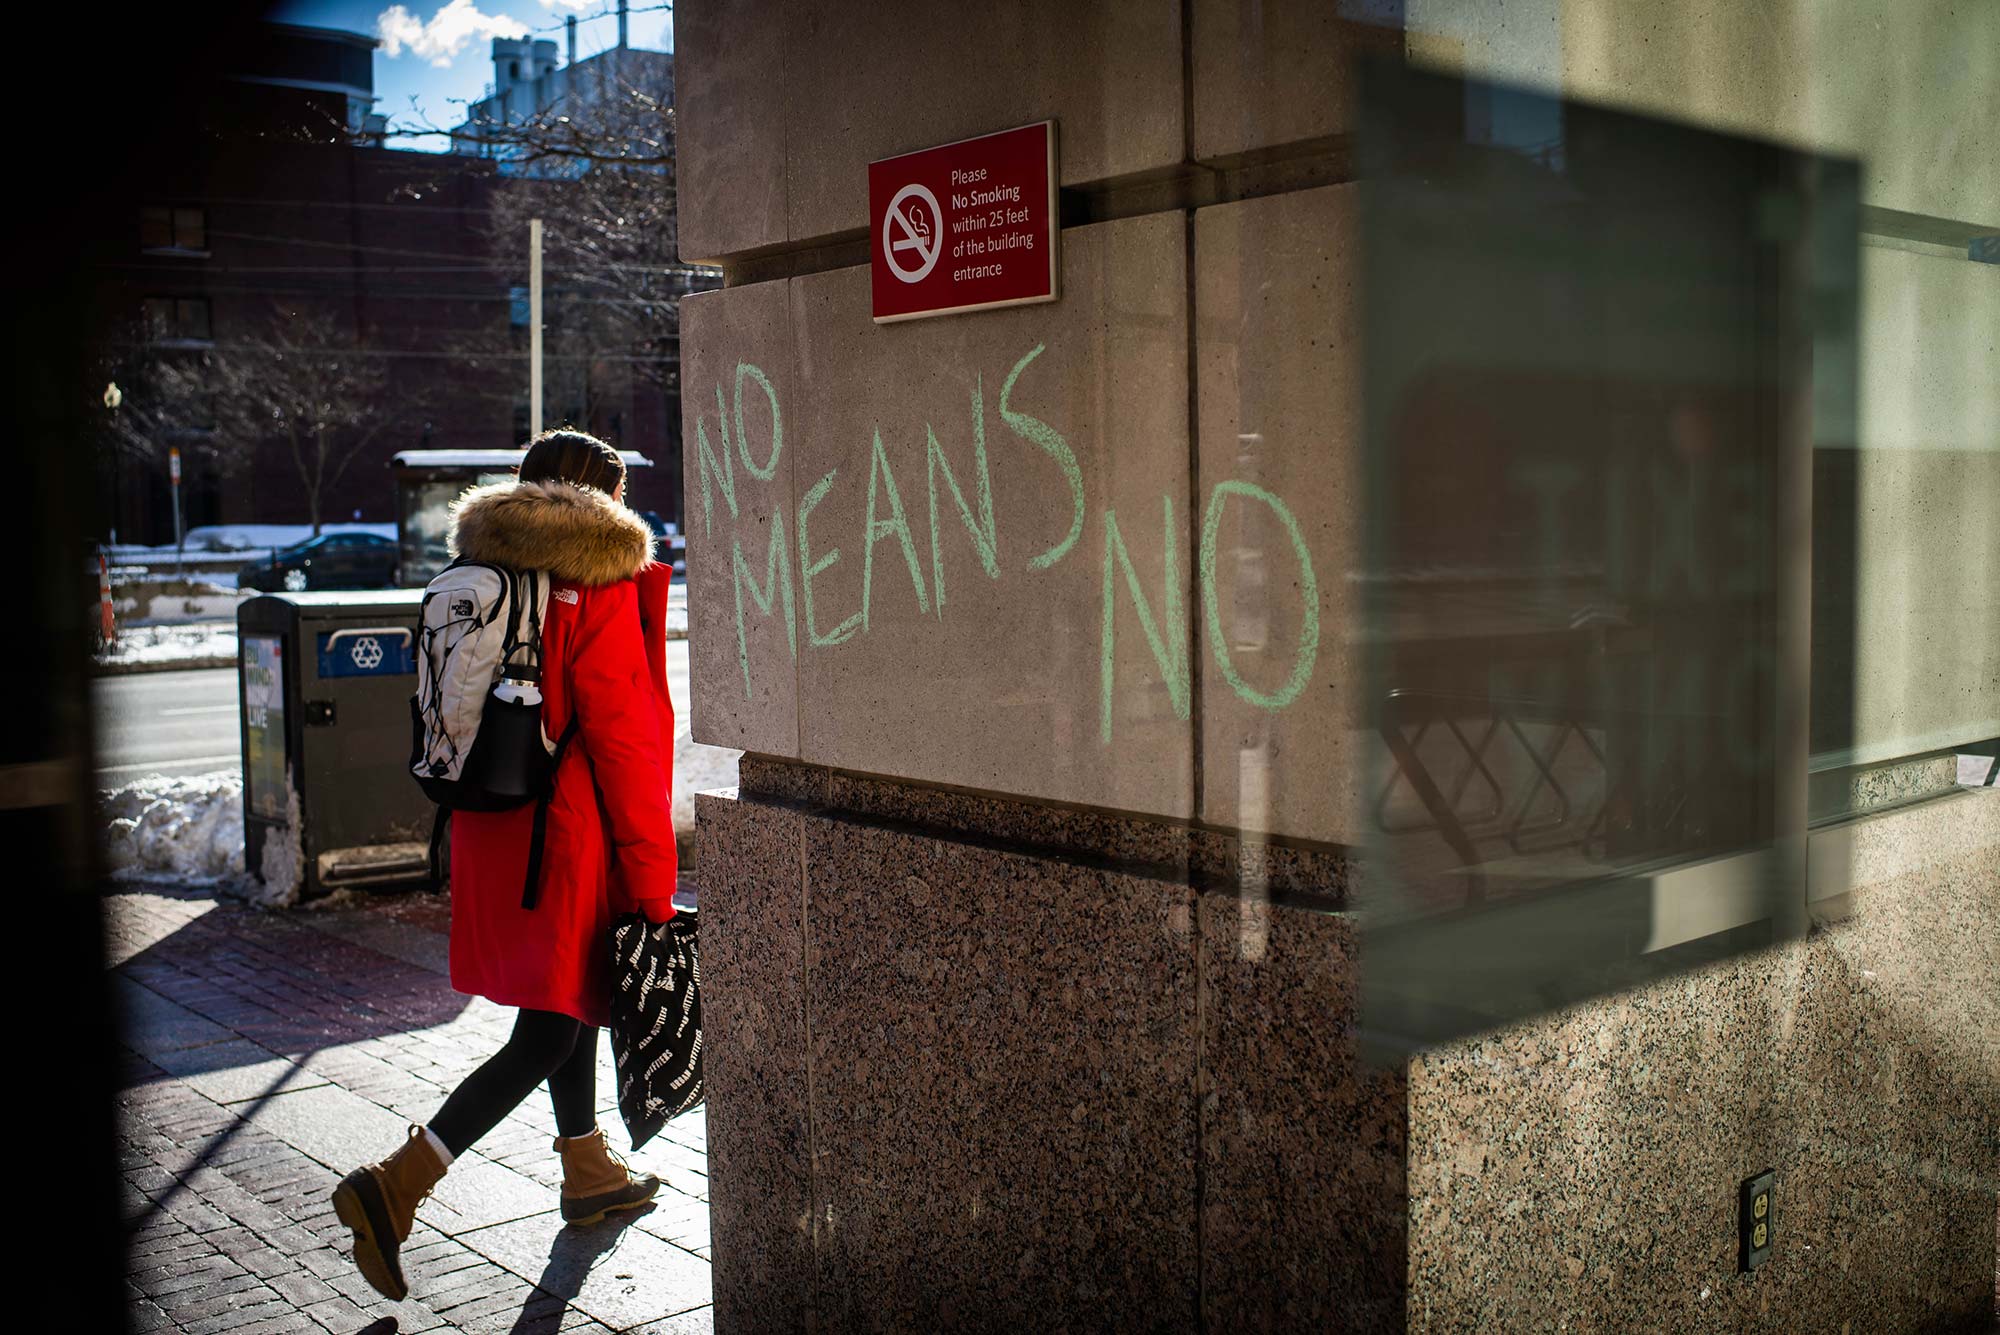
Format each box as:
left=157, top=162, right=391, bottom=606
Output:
left=409, top=558, right=579, bottom=907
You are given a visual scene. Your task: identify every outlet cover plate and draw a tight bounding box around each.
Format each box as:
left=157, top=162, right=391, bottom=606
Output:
left=1740, top=1169, right=1775, bottom=1271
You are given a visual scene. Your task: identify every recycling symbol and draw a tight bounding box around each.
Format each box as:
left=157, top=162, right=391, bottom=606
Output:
left=349, top=636, right=384, bottom=670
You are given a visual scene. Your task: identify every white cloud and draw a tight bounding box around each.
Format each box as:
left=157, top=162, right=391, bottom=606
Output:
left=378, top=0, right=530, bottom=67
left=537, top=0, right=599, bottom=10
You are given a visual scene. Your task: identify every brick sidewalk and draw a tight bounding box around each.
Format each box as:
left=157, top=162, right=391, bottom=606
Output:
left=111, top=883, right=713, bottom=1335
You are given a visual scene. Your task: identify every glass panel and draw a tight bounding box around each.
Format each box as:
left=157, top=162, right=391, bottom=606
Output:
left=1355, top=62, right=1856, bottom=1054
left=139, top=206, right=172, bottom=250
left=172, top=207, right=206, bottom=250
left=141, top=296, right=173, bottom=340
left=176, top=298, right=211, bottom=340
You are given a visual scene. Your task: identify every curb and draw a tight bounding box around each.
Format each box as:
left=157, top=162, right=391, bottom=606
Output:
left=93, top=624, right=686, bottom=675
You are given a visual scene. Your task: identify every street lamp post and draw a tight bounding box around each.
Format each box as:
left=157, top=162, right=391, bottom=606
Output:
left=102, top=381, right=123, bottom=546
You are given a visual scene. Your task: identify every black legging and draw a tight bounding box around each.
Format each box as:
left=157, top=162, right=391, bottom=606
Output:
left=428, top=1008, right=600, bottom=1157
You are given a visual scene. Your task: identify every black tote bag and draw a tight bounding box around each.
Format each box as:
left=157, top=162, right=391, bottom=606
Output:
left=606, top=910, right=703, bottom=1150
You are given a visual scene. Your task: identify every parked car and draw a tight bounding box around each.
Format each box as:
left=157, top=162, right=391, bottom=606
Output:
left=636, top=510, right=687, bottom=575
left=240, top=532, right=399, bottom=592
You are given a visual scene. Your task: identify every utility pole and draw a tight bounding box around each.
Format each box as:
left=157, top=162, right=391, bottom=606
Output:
left=529, top=217, right=544, bottom=440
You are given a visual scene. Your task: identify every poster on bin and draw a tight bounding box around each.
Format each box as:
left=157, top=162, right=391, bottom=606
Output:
left=242, top=635, right=288, bottom=822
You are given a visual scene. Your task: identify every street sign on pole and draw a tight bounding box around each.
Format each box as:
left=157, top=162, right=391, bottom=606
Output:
left=869, top=121, right=1059, bottom=323
left=169, top=445, right=185, bottom=574
left=98, top=552, right=116, bottom=645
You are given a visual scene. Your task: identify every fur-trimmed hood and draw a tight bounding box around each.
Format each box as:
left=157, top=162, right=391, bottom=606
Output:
left=448, top=479, right=653, bottom=586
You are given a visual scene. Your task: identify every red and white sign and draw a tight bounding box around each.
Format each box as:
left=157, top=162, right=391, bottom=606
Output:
left=869, top=121, right=1059, bottom=324
left=169, top=446, right=182, bottom=484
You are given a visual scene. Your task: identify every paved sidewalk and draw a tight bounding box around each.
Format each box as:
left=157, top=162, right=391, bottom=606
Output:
left=112, top=882, right=713, bottom=1334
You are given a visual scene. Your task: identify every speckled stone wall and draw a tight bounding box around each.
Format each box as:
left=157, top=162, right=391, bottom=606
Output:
left=696, top=772, right=1399, bottom=1332
left=700, top=771, right=1998, bottom=1333
left=694, top=791, right=813, bottom=1332
left=1406, top=787, right=2000, bottom=1332
left=1200, top=895, right=1407, bottom=1332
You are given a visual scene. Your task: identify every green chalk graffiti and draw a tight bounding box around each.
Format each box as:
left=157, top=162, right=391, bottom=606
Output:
left=731, top=510, right=796, bottom=699
left=733, top=362, right=783, bottom=481
left=925, top=373, right=999, bottom=616
left=797, top=468, right=861, bottom=647
left=1099, top=496, right=1190, bottom=743
left=863, top=428, right=929, bottom=630
left=1199, top=479, right=1320, bottom=711
left=700, top=343, right=1325, bottom=730
left=1000, top=345, right=1083, bottom=572
left=694, top=382, right=737, bottom=536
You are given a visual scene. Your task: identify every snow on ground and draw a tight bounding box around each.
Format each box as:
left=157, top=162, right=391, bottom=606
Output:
left=100, top=770, right=245, bottom=884
left=96, top=622, right=237, bottom=671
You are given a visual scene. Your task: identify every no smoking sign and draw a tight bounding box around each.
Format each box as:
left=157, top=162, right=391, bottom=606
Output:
left=883, top=183, right=943, bottom=283
left=868, top=121, right=1058, bottom=323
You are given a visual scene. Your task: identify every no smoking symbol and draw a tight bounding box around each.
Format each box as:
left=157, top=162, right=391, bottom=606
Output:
left=349, top=636, right=383, bottom=670
left=883, top=183, right=941, bottom=284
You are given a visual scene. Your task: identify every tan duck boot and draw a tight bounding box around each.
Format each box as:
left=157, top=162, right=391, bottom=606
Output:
left=555, top=1126, right=659, bottom=1224
left=331, top=1125, right=449, bottom=1301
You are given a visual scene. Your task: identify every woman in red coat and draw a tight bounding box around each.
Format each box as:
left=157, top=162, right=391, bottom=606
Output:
left=333, top=430, right=679, bottom=1303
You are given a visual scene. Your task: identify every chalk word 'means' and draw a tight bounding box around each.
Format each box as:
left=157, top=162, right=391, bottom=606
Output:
left=694, top=345, right=1320, bottom=737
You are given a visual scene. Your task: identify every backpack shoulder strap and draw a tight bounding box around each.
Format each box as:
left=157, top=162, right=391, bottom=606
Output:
left=519, top=711, right=582, bottom=910
left=426, top=807, right=451, bottom=889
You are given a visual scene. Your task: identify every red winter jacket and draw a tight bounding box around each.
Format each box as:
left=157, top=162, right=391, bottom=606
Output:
left=442, top=479, right=677, bottom=1027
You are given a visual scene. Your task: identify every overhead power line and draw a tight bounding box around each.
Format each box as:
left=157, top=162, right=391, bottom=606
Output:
left=523, top=2, right=675, bottom=37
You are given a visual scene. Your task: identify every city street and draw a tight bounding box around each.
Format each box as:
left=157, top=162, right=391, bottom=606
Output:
left=114, top=879, right=714, bottom=1334
left=93, top=641, right=738, bottom=842
left=97, top=669, right=243, bottom=781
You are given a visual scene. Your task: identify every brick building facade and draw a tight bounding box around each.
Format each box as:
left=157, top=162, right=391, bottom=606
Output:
left=94, top=22, right=687, bottom=547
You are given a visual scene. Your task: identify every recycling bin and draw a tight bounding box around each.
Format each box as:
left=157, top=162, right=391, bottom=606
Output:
left=238, top=590, right=430, bottom=900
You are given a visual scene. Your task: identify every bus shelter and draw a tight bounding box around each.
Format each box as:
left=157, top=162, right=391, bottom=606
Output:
left=389, top=449, right=653, bottom=587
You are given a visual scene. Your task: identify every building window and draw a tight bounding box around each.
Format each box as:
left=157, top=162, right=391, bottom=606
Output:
left=140, top=206, right=207, bottom=255
left=143, top=296, right=213, bottom=345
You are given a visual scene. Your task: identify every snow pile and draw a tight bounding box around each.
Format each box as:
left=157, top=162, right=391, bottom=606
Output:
left=251, top=782, right=305, bottom=909
left=100, top=771, right=245, bottom=884
left=110, top=576, right=248, bottom=623
left=96, top=623, right=237, bottom=671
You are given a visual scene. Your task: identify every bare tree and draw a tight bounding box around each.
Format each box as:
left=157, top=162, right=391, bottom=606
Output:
left=212, top=54, right=719, bottom=476
left=379, top=68, right=718, bottom=434
left=201, top=307, right=415, bottom=535
left=90, top=322, right=252, bottom=523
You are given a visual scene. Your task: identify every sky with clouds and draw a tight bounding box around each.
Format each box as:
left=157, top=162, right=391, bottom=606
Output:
left=265, top=0, right=674, bottom=151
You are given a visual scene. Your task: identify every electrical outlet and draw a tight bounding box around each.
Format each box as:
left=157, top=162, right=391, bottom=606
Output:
left=1739, top=1169, right=1775, bottom=1271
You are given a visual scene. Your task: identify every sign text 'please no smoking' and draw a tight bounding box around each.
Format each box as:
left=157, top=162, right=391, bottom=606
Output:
left=869, top=121, right=1059, bottom=323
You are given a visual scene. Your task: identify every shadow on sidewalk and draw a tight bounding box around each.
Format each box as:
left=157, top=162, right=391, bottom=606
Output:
left=509, top=1206, right=660, bottom=1335
left=115, top=881, right=475, bottom=1233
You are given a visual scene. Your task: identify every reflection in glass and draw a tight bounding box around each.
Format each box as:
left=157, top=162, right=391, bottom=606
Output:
left=1356, top=63, right=1857, bottom=1056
